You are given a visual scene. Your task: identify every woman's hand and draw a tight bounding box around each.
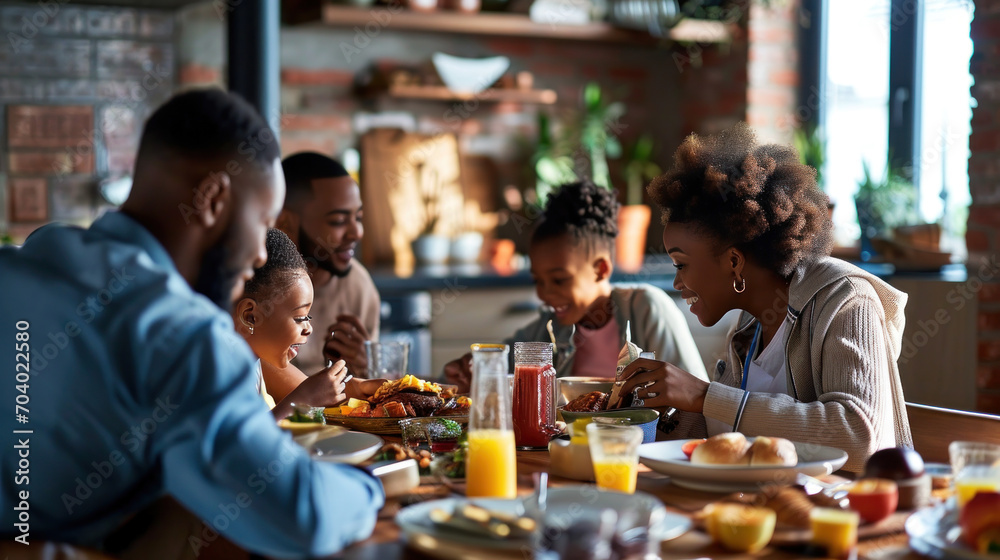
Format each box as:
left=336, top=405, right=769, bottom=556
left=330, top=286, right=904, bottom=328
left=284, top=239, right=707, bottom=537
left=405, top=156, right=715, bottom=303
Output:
left=443, top=353, right=473, bottom=393
left=323, top=314, right=370, bottom=377
left=612, top=358, right=710, bottom=413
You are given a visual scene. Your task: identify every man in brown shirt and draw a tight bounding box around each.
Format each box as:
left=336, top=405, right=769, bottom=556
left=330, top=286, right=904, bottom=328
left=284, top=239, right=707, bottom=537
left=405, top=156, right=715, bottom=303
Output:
left=270, top=152, right=382, bottom=399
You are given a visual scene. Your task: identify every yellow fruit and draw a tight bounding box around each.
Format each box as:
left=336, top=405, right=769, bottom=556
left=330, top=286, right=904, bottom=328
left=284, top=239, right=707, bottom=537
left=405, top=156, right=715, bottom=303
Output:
left=810, top=507, right=860, bottom=559
left=347, top=398, right=368, bottom=408
left=706, top=504, right=776, bottom=553
left=338, top=406, right=353, bottom=416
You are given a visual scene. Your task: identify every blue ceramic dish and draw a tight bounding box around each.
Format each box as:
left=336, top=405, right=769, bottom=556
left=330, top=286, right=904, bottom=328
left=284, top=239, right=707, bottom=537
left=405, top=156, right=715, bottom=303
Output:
left=559, top=407, right=660, bottom=444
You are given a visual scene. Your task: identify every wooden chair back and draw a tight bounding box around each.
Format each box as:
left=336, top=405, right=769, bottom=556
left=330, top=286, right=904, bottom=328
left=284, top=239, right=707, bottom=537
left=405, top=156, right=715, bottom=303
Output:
left=906, top=402, right=1000, bottom=464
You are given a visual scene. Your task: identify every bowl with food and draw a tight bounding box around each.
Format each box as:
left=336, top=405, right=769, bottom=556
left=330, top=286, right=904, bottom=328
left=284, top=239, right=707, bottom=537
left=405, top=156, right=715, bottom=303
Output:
left=278, top=404, right=346, bottom=448
left=557, top=377, right=615, bottom=406
left=559, top=407, right=660, bottom=444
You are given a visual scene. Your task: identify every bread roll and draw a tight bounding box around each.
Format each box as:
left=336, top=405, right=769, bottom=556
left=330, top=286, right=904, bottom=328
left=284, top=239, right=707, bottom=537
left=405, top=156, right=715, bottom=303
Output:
left=763, top=487, right=814, bottom=528
left=691, top=432, right=751, bottom=465
left=748, top=436, right=798, bottom=466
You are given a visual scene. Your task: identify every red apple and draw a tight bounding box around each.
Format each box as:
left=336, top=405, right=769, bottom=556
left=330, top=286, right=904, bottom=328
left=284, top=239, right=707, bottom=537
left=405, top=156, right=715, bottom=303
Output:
left=864, top=447, right=925, bottom=480
left=960, top=491, right=1000, bottom=551
left=682, top=439, right=706, bottom=459
left=846, top=478, right=899, bottom=523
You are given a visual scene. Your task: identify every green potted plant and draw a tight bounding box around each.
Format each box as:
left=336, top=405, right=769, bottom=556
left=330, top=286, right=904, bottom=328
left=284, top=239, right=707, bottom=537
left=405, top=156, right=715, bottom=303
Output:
left=855, top=162, right=919, bottom=260
left=532, top=112, right=577, bottom=207
left=617, top=135, right=661, bottom=272
left=793, top=123, right=833, bottom=220
left=578, top=82, right=625, bottom=190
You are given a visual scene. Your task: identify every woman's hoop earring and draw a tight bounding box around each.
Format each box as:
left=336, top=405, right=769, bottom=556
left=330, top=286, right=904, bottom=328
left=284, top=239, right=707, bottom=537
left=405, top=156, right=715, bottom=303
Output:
left=733, top=277, right=747, bottom=294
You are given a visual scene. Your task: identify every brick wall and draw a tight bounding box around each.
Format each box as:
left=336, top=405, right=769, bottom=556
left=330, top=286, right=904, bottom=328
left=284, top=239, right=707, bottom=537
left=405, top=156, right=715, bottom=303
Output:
left=969, top=0, right=1000, bottom=414
left=746, top=0, right=799, bottom=144
left=0, top=3, right=175, bottom=240
left=176, top=2, right=751, bottom=240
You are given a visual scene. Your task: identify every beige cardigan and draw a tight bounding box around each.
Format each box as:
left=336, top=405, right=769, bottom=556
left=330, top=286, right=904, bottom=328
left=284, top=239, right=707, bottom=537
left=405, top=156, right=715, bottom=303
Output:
left=697, top=257, right=913, bottom=472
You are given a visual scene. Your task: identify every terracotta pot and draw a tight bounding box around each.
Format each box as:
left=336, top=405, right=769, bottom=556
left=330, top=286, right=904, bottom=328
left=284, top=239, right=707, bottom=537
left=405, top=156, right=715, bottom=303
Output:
left=616, top=204, right=652, bottom=273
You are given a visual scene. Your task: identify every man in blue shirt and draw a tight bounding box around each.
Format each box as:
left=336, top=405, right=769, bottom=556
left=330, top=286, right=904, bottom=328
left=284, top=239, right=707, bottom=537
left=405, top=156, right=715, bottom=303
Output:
left=0, top=89, right=384, bottom=558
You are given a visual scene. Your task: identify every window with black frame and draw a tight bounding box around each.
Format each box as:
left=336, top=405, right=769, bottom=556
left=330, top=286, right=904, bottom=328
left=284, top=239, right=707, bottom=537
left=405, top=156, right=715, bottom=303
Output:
left=801, top=0, right=972, bottom=260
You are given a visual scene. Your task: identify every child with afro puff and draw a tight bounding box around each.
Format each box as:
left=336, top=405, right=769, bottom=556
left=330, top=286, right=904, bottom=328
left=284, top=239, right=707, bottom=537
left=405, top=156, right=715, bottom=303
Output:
left=616, top=123, right=912, bottom=472
left=445, top=181, right=707, bottom=395
left=233, top=229, right=382, bottom=420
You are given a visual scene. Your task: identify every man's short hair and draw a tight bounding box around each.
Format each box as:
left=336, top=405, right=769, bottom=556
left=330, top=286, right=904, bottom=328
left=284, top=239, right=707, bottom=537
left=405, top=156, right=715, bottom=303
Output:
left=281, top=152, right=349, bottom=208
left=136, top=88, right=279, bottom=169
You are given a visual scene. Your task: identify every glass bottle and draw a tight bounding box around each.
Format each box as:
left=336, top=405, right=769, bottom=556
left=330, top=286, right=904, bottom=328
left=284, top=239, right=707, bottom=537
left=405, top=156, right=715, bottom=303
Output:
left=465, top=343, right=517, bottom=498
left=512, top=342, right=558, bottom=448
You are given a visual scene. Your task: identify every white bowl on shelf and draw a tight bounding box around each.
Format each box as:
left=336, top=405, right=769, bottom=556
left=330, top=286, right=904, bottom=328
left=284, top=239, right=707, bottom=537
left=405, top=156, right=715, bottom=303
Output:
left=432, top=52, right=510, bottom=94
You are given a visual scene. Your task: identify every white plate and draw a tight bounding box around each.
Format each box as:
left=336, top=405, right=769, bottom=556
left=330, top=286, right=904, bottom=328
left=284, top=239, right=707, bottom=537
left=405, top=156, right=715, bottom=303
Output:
left=638, top=438, right=848, bottom=492
left=312, top=431, right=383, bottom=465
left=396, top=486, right=691, bottom=555
left=906, top=502, right=989, bottom=559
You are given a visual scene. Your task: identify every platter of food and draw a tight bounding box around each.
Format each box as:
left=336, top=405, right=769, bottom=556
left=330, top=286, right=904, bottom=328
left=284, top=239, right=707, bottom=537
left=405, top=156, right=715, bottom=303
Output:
left=324, top=375, right=469, bottom=435
left=906, top=498, right=1000, bottom=559
left=692, top=486, right=912, bottom=552
left=638, top=432, right=848, bottom=492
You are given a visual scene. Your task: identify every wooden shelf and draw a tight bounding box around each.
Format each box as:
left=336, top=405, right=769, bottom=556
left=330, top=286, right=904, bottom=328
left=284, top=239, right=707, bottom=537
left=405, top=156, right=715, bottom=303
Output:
left=386, top=84, right=558, bottom=104
left=317, top=4, right=732, bottom=45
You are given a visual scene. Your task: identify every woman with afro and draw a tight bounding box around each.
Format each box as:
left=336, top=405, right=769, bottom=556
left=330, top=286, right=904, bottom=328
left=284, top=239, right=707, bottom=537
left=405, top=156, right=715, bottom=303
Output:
left=445, top=181, right=706, bottom=393
left=617, top=124, right=912, bottom=472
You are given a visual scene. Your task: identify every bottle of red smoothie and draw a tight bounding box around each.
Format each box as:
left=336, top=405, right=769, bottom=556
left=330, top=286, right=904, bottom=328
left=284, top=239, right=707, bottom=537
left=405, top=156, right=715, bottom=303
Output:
left=512, top=342, right=558, bottom=448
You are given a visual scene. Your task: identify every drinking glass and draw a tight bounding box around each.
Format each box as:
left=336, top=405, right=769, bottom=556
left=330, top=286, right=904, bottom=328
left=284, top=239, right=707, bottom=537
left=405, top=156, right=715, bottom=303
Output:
left=586, top=423, right=643, bottom=494
left=949, top=441, right=1000, bottom=509
left=365, top=341, right=409, bottom=380
left=466, top=343, right=516, bottom=498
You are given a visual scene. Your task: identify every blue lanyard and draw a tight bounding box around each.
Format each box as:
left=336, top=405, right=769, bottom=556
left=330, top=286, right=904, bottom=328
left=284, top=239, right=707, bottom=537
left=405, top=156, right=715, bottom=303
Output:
left=740, top=323, right=762, bottom=390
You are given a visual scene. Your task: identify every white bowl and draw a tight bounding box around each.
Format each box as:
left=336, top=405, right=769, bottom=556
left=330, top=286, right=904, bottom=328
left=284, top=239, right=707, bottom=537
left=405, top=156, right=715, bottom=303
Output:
left=432, top=52, right=510, bottom=94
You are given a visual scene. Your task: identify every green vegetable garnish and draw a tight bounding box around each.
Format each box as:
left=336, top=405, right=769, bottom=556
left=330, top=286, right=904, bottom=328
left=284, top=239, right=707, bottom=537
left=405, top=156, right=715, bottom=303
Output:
left=287, top=404, right=325, bottom=424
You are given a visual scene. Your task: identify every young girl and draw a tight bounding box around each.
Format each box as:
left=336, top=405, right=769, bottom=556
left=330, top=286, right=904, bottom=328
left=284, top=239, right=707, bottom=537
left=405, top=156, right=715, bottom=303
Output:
left=617, top=124, right=912, bottom=472
left=233, top=229, right=361, bottom=420
left=445, top=181, right=707, bottom=390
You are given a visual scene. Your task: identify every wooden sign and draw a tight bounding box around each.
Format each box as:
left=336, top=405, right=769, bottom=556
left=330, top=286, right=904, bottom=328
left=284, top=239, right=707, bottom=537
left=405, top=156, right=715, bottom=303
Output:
left=9, top=178, right=48, bottom=222
left=7, top=105, right=94, bottom=148
left=359, top=129, right=464, bottom=268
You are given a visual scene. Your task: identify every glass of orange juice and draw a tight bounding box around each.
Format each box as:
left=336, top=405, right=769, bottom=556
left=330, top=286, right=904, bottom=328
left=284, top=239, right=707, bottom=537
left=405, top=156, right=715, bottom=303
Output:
left=586, top=423, right=643, bottom=494
left=949, top=441, right=1000, bottom=509
left=465, top=344, right=517, bottom=498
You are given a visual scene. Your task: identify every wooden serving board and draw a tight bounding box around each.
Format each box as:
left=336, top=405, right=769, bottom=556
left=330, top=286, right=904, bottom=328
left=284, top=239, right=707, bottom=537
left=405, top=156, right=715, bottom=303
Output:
left=692, top=508, right=912, bottom=546
left=324, top=412, right=469, bottom=435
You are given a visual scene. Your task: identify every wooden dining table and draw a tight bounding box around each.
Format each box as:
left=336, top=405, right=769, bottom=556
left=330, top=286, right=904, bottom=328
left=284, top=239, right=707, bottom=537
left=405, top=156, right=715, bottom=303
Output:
left=338, top=439, right=931, bottom=560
